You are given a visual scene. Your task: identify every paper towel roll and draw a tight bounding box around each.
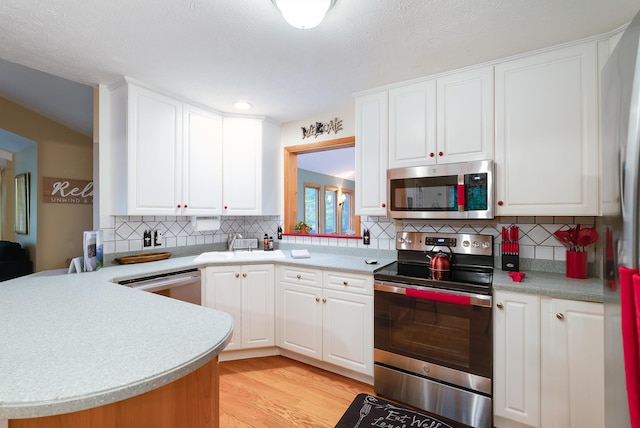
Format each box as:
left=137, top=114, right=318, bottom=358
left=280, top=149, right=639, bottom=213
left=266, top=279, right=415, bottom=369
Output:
left=191, top=216, right=221, bottom=231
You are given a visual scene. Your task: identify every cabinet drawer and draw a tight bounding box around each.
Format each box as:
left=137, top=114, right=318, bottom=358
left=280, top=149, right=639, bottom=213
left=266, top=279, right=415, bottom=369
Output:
left=323, top=271, right=373, bottom=295
left=279, top=266, right=321, bottom=287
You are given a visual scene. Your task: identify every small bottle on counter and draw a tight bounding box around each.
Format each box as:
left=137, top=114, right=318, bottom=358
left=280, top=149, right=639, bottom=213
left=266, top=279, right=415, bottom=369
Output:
left=263, top=234, right=269, bottom=249
left=363, top=229, right=371, bottom=245
left=268, top=236, right=274, bottom=250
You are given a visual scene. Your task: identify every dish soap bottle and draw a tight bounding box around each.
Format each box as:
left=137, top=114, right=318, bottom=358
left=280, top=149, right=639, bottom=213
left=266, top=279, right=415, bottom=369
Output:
left=263, top=234, right=269, bottom=249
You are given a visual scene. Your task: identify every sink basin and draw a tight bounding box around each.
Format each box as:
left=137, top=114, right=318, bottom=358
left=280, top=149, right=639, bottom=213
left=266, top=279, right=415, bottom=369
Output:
left=194, top=250, right=286, bottom=263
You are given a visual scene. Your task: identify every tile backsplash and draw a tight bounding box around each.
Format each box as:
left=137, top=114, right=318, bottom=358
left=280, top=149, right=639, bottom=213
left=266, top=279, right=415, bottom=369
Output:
left=102, top=215, right=598, bottom=265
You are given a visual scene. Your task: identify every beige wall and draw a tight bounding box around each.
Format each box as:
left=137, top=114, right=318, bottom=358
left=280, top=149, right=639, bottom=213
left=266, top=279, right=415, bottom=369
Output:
left=0, top=96, right=93, bottom=271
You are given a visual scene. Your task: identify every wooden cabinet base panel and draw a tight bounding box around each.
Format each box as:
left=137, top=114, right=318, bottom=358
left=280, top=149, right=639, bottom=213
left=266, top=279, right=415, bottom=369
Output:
left=10, top=358, right=219, bottom=428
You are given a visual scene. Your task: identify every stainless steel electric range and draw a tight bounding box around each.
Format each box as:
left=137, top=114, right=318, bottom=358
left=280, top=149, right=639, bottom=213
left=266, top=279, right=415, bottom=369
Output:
left=373, top=231, right=494, bottom=428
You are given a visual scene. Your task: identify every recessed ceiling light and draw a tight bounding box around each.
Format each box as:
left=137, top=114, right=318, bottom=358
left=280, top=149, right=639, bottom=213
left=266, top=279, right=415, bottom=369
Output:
left=233, top=101, right=252, bottom=110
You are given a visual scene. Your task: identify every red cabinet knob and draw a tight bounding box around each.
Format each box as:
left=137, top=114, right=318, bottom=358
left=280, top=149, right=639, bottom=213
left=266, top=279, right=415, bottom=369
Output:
left=224, top=206, right=228, bottom=209
left=429, top=152, right=435, bottom=158
left=497, top=200, right=504, bottom=206
left=438, top=151, right=444, bottom=157
left=381, top=203, right=386, bottom=208
left=177, top=204, right=181, bottom=208
left=184, top=205, right=188, bottom=208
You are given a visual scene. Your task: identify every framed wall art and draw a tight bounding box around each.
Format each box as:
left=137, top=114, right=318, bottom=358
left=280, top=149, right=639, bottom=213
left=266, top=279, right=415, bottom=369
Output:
left=14, top=173, right=30, bottom=235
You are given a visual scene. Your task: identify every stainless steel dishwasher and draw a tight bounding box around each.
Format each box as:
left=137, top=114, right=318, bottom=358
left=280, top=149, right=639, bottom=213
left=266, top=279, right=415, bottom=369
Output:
left=117, top=269, right=202, bottom=305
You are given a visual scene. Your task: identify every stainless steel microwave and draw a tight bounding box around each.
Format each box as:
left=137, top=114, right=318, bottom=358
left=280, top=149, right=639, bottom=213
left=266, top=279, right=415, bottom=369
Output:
left=387, top=160, right=494, bottom=219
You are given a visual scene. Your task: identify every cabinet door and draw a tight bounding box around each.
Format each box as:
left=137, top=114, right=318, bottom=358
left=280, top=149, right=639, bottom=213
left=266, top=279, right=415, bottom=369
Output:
left=437, top=66, right=494, bottom=164
left=222, top=117, right=262, bottom=215
left=541, top=298, right=604, bottom=428
left=493, top=291, right=540, bottom=428
left=388, top=80, right=437, bottom=168
left=277, top=281, right=322, bottom=359
left=241, top=265, right=275, bottom=349
left=127, top=85, right=183, bottom=215
left=495, top=42, right=598, bottom=215
left=182, top=105, right=223, bottom=215
left=322, top=289, right=373, bottom=375
left=203, top=266, right=242, bottom=351
left=355, top=92, right=389, bottom=216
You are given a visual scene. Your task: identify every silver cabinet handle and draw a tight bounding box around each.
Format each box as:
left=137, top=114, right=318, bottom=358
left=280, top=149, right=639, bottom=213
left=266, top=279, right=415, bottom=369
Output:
left=315, top=297, right=320, bottom=302
left=556, top=313, right=565, bottom=320
left=322, top=298, right=327, bottom=303
left=497, top=303, right=504, bottom=309
left=234, top=273, right=240, bottom=278
left=343, top=281, right=348, bottom=286
left=296, top=274, right=301, bottom=279
left=242, top=273, right=247, bottom=278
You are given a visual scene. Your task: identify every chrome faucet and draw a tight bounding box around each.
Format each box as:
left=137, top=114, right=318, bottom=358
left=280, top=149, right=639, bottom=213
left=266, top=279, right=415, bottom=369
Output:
left=228, top=232, right=243, bottom=251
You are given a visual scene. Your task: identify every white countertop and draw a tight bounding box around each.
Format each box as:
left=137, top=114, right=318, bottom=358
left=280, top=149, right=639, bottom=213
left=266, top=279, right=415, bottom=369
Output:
left=0, top=268, right=233, bottom=419
left=0, top=249, right=391, bottom=420
left=0, top=248, right=603, bottom=421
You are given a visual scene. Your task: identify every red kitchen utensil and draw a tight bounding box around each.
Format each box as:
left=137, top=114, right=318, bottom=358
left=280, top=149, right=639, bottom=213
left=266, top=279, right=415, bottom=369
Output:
left=554, top=229, right=575, bottom=250
left=577, top=227, right=599, bottom=248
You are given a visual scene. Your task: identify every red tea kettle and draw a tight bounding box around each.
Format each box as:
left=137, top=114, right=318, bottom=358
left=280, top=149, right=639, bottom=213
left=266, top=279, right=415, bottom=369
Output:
left=426, top=248, right=452, bottom=280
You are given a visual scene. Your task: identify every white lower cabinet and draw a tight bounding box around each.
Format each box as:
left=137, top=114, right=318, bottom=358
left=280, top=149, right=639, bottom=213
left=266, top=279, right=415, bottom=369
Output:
left=276, top=266, right=374, bottom=376
left=494, top=291, right=541, bottom=428
left=493, top=290, right=604, bottom=428
left=540, top=298, right=604, bottom=428
left=203, top=264, right=275, bottom=351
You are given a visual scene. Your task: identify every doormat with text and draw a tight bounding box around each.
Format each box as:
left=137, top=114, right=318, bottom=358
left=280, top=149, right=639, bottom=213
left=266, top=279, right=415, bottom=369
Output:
left=335, top=393, right=465, bottom=428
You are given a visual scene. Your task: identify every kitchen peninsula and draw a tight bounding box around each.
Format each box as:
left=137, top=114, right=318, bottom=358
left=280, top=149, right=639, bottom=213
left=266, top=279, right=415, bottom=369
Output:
left=0, top=268, right=233, bottom=428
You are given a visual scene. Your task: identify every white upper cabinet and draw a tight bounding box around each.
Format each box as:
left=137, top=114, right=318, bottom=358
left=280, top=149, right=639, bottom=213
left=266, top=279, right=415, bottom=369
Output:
left=126, top=85, right=184, bottom=215
left=355, top=91, right=389, bottom=216
left=436, top=66, right=494, bottom=164
left=222, top=116, right=279, bottom=216
left=388, top=66, right=494, bottom=168
left=495, top=42, right=598, bottom=216
left=100, top=80, right=279, bottom=217
left=102, top=80, right=223, bottom=216
left=182, top=105, right=223, bottom=215
left=388, top=80, right=437, bottom=168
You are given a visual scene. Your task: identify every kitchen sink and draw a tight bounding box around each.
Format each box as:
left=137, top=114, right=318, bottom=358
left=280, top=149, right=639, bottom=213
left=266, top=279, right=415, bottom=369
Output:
left=194, top=249, right=286, bottom=263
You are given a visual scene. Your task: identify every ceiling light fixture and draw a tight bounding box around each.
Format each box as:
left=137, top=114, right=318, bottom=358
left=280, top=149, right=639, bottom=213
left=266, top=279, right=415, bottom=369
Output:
left=271, top=0, right=336, bottom=30
left=233, top=101, right=252, bottom=110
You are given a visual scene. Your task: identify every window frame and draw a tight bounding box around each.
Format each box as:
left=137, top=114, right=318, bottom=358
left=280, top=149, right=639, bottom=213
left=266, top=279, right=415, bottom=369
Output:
left=284, top=137, right=360, bottom=237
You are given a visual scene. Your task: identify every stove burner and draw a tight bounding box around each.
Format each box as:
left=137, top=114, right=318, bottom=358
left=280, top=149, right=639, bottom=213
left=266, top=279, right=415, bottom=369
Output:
left=374, top=232, right=494, bottom=295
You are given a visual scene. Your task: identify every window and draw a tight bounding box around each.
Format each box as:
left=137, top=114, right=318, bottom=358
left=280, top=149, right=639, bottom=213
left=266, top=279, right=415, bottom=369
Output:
left=304, top=183, right=320, bottom=233
left=340, top=189, right=353, bottom=234
left=324, top=187, right=338, bottom=234
left=284, top=136, right=360, bottom=236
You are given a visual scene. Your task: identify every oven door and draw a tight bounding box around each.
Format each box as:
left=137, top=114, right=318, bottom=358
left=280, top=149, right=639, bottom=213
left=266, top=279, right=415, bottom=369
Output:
left=374, top=281, right=492, bottom=384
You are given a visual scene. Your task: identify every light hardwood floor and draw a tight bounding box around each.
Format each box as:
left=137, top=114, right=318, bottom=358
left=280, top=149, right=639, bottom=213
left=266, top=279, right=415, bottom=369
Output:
left=219, top=356, right=375, bottom=427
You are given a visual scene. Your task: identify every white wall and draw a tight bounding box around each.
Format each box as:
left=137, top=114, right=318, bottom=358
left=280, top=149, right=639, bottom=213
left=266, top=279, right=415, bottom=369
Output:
left=279, top=106, right=355, bottom=216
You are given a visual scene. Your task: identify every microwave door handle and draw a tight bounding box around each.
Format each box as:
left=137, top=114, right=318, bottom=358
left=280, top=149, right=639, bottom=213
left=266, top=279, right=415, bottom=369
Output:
left=457, top=175, right=465, bottom=212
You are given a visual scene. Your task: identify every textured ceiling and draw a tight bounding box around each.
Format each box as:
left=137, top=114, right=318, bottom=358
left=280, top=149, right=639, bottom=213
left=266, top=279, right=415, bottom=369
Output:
left=0, top=0, right=639, bottom=136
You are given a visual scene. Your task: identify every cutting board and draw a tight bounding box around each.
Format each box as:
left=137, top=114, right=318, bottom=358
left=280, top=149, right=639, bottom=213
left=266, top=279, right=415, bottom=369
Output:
left=115, top=252, right=172, bottom=264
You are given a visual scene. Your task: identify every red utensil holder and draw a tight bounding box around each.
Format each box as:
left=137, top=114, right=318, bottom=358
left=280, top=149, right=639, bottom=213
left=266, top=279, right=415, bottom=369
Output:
left=566, top=251, right=587, bottom=279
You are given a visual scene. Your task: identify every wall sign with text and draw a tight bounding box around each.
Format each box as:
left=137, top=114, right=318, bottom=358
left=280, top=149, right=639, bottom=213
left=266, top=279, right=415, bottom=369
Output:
left=42, top=177, right=93, bottom=204
left=301, top=117, right=343, bottom=139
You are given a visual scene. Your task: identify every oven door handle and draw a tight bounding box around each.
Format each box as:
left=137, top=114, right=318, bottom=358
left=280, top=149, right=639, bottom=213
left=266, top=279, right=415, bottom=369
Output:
left=374, top=281, right=492, bottom=308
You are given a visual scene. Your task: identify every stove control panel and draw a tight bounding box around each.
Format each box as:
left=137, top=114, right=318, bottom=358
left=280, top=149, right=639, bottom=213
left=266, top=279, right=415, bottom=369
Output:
left=396, top=231, right=493, bottom=256
left=425, top=236, right=456, bottom=247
